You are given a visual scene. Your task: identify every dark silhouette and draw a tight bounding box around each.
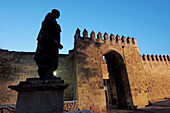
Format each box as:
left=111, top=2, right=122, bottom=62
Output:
left=34, top=9, right=63, bottom=79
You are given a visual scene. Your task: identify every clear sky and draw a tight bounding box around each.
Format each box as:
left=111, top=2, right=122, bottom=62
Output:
left=0, top=0, right=170, bottom=55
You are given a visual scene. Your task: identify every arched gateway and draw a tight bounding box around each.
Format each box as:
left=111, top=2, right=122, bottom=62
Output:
left=73, top=28, right=149, bottom=113
left=0, top=28, right=170, bottom=112
left=103, top=50, right=133, bottom=108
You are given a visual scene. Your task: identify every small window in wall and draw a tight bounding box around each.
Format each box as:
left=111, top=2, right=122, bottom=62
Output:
left=103, top=56, right=105, bottom=60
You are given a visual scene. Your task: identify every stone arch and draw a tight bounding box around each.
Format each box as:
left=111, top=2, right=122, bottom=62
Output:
left=103, top=50, right=134, bottom=108
left=102, top=47, right=122, bottom=56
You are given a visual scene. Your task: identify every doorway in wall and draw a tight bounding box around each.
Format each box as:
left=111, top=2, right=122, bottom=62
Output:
left=103, top=50, right=133, bottom=108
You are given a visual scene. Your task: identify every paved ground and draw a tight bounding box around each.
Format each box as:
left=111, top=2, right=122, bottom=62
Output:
left=0, top=98, right=170, bottom=113
left=107, top=98, right=170, bottom=113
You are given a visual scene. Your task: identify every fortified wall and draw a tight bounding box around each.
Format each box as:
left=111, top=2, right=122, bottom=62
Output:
left=0, top=28, right=170, bottom=113
left=0, top=49, right=76, bottom=105
left=142, top=54, right=170, bottom=101
left=74, top=29, right=149, bottom=112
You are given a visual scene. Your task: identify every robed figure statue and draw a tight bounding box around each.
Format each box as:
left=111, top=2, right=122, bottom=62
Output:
left=34, top=9, right=63, bottom=79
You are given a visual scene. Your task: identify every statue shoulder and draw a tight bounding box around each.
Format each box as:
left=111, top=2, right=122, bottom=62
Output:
left=56, top=23, right=61, bottom=32
left=45, top=13, right=53, bottom=19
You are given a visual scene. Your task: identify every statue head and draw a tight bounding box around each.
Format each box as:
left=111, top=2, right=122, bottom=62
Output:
left=51, top=9, right=60, bottom=19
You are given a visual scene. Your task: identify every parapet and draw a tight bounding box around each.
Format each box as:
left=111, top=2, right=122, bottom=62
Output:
left=142, top=54, right=170, bottom=62
left=0, top=49, right=71, bottom=57
left=74, top=28, right=138, bottom=47
left=0, top=49, right=35, bottom=55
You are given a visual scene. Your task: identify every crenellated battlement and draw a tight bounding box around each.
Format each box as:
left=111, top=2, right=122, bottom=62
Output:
left=142, top=54, right=170, bottom=63
left=0, top=28, right=170, bottom=110
left=74, top=28, right=138, bottom=47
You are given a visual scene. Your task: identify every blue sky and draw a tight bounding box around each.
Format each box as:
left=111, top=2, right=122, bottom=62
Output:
left=0, top=0, right=170, bottom=55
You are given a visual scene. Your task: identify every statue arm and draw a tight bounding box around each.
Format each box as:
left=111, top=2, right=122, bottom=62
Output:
left=54, top=40, right=63, bottom=49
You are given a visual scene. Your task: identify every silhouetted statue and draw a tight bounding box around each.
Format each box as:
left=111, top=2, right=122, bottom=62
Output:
left=34, top=9, right=63, bottom=79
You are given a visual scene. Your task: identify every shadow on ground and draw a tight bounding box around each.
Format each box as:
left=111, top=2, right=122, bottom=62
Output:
left=107, top=98, right=170, bottom=113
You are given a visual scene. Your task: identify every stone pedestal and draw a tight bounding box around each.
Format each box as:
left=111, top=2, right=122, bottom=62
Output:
left=8, top=78, right=69, bottom=113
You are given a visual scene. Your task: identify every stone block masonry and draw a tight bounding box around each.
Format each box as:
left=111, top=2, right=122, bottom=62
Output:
left=55, top=53, right=77, bottom=101
left=74, top=29, right=144, bottom=111
left=0, top=28, right=170, bottom=112
left=0, top=49, right=75, bottom=105
left=142, top=54, right=170, bottom=102
left=0, top=50, right=38, bottom=105
left=73, top=28, right=169, bottom=112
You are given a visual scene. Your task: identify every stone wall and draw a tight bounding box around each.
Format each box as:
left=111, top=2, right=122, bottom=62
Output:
left=142, top=54, right=170, bottom=101
left=0, top=49, right=76, bottom=105
left=0, top=50, right=38, bottom=105
left=55, top=51, right=77, bottom=100
left=74, top=37, right=107, bottom=113
left=74, top=28, right=149, bottom=112
left=0, top=28, right=170, bottom=112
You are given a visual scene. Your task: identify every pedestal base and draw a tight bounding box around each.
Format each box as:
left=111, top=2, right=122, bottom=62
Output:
left=9, top=78, right=69, bottom=113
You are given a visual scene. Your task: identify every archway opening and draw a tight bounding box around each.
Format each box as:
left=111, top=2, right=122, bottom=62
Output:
left=103, top=50, right=133, bottom=109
